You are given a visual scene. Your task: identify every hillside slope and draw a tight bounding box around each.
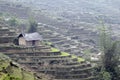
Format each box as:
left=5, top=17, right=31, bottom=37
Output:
left=4, top=0, right=120, bottom=24
left=0, top=53, right=51, bottom=80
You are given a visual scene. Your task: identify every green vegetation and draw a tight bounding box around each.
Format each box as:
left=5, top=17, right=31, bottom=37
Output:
left=46, top=42, right=52, bottom=46
left=97, top=25, right=120, bottom=80
left=8, top=67, right=22, bottom=79
left=0, top=60, right=9, bottom=71
left=21, top=71, right=34, bottom=80
left=71, top=55, right=85, bottom=62
left=0, top=12, right=10, bottom=19
left=61, top=52, right=85, bottom=62
left=3, top=74, right=21, bottom=80
left=7, top=17, right=19, bottom=27
left=51, top=48, right=60, bottom=52
left=51, top=46, right=86, bottom=62
left=28, top=17, right=38, bottom=33
left=83, top=49, right=91, bottom=61
left=43, top=41, right=53, bottom=46
left=71, top=55, right=77, bottom=58
left=77, top=57, right=85, bottom=62
left=98, top=70, right=111, bottom=80
left=0, top=54, right=10, bottom=71
left=61, top=52, right=70, bottom=56
left=0, top=73, right=7, bottom=80
left=83, top=49, right=91, bottom=54
left=0, top=53, right=36, bottom=80
left=0, top=12, right=3, bottom=16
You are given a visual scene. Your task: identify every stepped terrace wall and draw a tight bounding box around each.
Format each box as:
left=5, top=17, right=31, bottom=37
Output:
left=0, top=44, right=95, bottom=80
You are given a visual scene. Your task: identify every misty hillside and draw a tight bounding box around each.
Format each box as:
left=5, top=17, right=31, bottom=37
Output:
left=5, top=0, right=120, bottom=24
left=1, top=0, right=120, bottom=47
left=0, top=0, right=120, bottom=80
left=1, top=0, right=120, bottom=52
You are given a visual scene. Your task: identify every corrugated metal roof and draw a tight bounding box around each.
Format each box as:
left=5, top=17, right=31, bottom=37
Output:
left=19, top=32, right=42, bottom=41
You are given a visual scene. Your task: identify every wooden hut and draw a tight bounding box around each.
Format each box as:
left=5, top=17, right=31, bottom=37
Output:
left=18, top=32, right=42, bottom=46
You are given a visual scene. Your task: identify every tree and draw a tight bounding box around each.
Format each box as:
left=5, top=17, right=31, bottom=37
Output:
left=8, top=17, right=18, bottom=27
left=98, top=25, right=120, bottom=80
left=28, top=17, right=38, bottom=33
left=98, top=70, right=111, bottom=80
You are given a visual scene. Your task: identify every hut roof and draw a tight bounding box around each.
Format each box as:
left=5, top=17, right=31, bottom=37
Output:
left=18, top=32, right=42, bottom=41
